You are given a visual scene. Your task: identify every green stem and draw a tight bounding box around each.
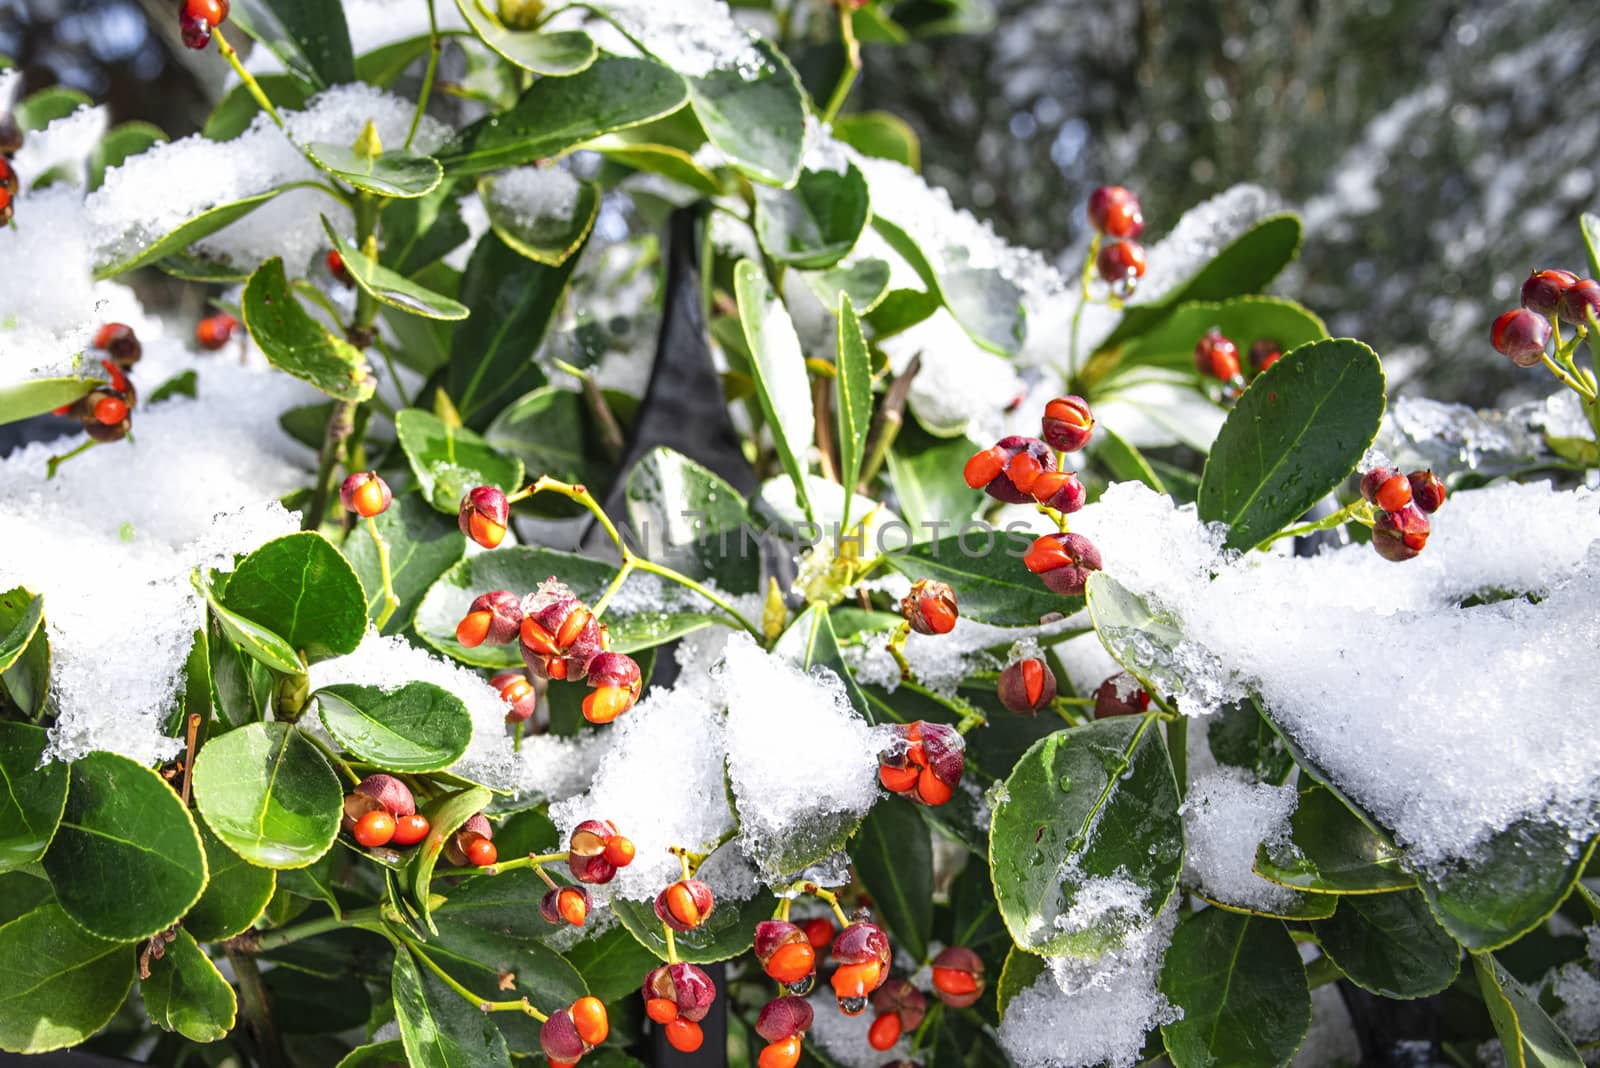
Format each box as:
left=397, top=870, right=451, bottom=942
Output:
left=633, top=557, right=761, bottom=640
left=1068, top=235, right=1102, bottom=382
left=249, top=904, right=386, bottom=952
left=592, top=557, right=637, bottom=619
left=226, top=948, right=288, bottom=1068
left=1542, top=348, right=1597, bottom=401
left=664, top=924, right=679, bottom=964
left=45, top=439, right=97, bottom=479
left=214, top=29, right=284, bottom=129
left=821, top=8, right=861, bottom=125
left=405, top=0, right=442, bottom=150
left=1167, top=716, right=1187, bottom=800
left=442, top=850, right=568, bottom=878
left=1258, top=499, right=1371, bottom=549
left=366, top=516, right=400, bottom=629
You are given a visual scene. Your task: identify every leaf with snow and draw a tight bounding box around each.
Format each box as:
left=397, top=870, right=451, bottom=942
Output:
left=734, top=260, right=815, bottom=522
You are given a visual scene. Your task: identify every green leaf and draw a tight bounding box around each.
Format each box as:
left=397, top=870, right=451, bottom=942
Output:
left=427, top=872, right=587, bottom=1015
left=801, top=257, right=893, bottom=315
left=1581, top=213, right=1600, bottom=280
left=485, top=386, right=638, bottom=520
left=1103, top=296, right=1327, bottom=376
left=15, top=87, right=90, bottom=131
left=342, top=493, right=467, bottom=634
left=1418, top=818, right=1592, bottom=952
left=242, top=258, right=375, bottom=403
left=356, top=34, right=434, bottom=85
left=439, top=57, right=688, bottom=177
left=1196, top=338, right=1386, bottom=550
left=1083, top=571, right=1190, bottom=701
left=305, top=142, right=442, bottom=198
left=185, top=825, right=276, bottom=941
left=315, top=682, right=473, bottom=773
left=1206, top=699, right=1292, bottom=785
left=755, top=163, right=871, bottom=269
left=222, top=531, right=368, bottom=664
left=95, top=188, right=289, bottom=279
left=872, top=216, right=1025, bottom=356
left=0, top=376, right=96, bottom=426
left=405, top=786, right=493, bottom=933
left=686, top=39, right=805, bottom=186
left=455, top=0, right=596, bottom=74
left=1092, top=423, right=1167, bottom=494
left=612, top=888, right=775, bottom=964
left=888, top=531, right=1065, bottom=627
left=229, top=0, right=356, bottom=88
left=622, top=446, right=757, bottom=593
left=734, top=259, right=815, bottom=521
left=205, top=587, right=303, bottom=675
left=995, top=946, right=1046, bottom=1022
left=148, top=369, right=199, bottom=404
left=391, top=948, right=512, bottom=1068
left=775, top=604, right=873, bottom=723
left=1310, top=893, right=1459, bottom=999
left=850, top=798, right=932, bottom=961
left=415, top=547, right=720, bottom=668
left=321, top=220, right=469, bottom=320
left=1158, top=909, right=1310, bottom=1068
left=584, top=137, right=721, bottom=197
left=832, top=111, right=920, bottom=170
left=447, top=233, right=573, bottom=428
left=1474, top=952, right=1585, bottom=1068
left=1253, top=785, right=1411, bottom=895
left=0, top=586, right=44, bottom=675
left=479, top=170, right=600, bottom=267
left=562, top=926, right=661, bottom=1002
left=0, top=724, right=68, bottom=871
left=989, top=717, right=1183, bottom=956
left=0, top=903, right=136, bottom=1054
left=141, top=928, right=237, bottom=1042
left=0, top=618, right=49, bottom=720
left=396, top=407, right=525, bottom=514
left=88, top=121, right=166, bottom=192
left=42, top=752, right=206, bottom=941
left=834, top=295, right=873, bottom=527
left=0, top=872, right=53, bottom=927
left=203, top=73, right=313, bottom=141
left=885, top=433, right=982, bottom=538
left=192, top=723, right=342, bottom=869
left=337, top=1040, right=410, bottom=1068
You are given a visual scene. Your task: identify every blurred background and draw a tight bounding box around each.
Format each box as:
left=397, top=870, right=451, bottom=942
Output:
left=2, top=0, right=1595, bottom=409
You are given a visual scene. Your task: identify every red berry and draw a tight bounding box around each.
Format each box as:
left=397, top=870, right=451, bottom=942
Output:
left=1359, top=466, right=1399, bottom=504
left=878, top=721, right=964, bottom=806
left=998, top=657, right=1056, bottom=715
left=354, top=773, right=417, bottom=817
left=759, top=1036, right=802, bottom=1068
left=868, top=1012, right=902, bottom=1050
left=390, top=813, right=430, bottom=846
left=184, top=0, right=229, bottom=27
left=541, top=885, right=592, bottom=927
left=1373, top=504, right=1430, bottom=562
left=570, top=996, right=608, bottom=1047
left=458, top=485, right=510, bottom=549
left=1407, top=470, right=1446, bottom=514
left=655, top=879, right=715, bottom=932
left=1094, top=673, right=1152, bottom=718
left=1373, top=473, right=1412, bottom=513
left=801, top=917, right=833, bottom=950
left=443, top=813, right=493, bottom=866
left=1023, top=531, right=1103, bottom=596
left=665, top=1017, right=703, bottom=1053
left=1194, top=328, right=1241, bottom=381
left=603, top=834, right=635, bottom=868
left=1521, top=268, right=1578, bottom=317
left=353, top=810, right=396, bottom=848
left=1086, top=186, right=1144, bottom=239
left=962, top=445, right=1006, bottom=489
left=490, top=671, right=537, bottom=722
left=645, top=998, right=679, bottom=1024
left=195, top=312, right=238, bottom=351
left=1095, top=240, right=1147, bottom=291
left=901, top=578, right=958, bottom=635
left=1041, top=395, right=1095, bottom=451
left=339, top=471, right=391, bottom=518
left=765, top=942, right=816, bottom=985
left=461, top=832, right=497, bottom=867
left=0, top=158, right=17, bottom=197
left=0, top=186, right=11, bottom=227
left=830, top=918, right=891, bottom=1013
left=1557, top=279, right=1600, bottom=328
left=964, top=435, right=1056, bottom=503
left=179, top=12, right=211, bottom=48
left=327, top=250, right=353, bottom=287
left=1248, top=338, right=1282, bottom=375
left=94, top=323, right=142, bottom=368
left=930, top=946, right=986, bottom=1008
left=568, top=819, right=623, bottom=884
left=92, top=395, right=128, bottom=426
left=1490, top=308, right=1551, bottom=367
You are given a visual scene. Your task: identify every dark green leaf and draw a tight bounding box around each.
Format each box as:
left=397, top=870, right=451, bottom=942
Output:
left=834, top=295, right=873, bottom=523
left=479, top=170, right=599, bottom=267
left=342, top=493, right=467, bottom=634
left=95, top=189, right=289, bottom=279
left=995, top=947, right=1045, bottom=1022
left=562, top=925, right=660, bottom=1002
left=192, top=723, right=342, bottom=869
left=315, top=682, right=473, bottom=773
left=395, top=407, right=525, bottom=514
left=0, top=587, right=44, bottom=680
left=851, top=798, right=932, bottom=961
left=148, top=369, right=199, bottom=404
left=989, top=717, right=1183, bottom=955
left=203, top=74, right=313, bottom=141
left=305, top=142, right=442, bottom=198
left=0, top=377, right=96, bottom=426
left=384, top=191, right=472, bottom=279
left=686, top=39, right=805, bottom=186
left=87, top=121, right=166, bottom=192
left=801, top=257, right=893, bottom=315
left=222, top=531, right=368, bottom=664
left=734, top=259, right=815, bottom=520
left=428, top=875, right=587, bottom=1016
left=755, top=163, right=871, bottom=269
left=42, top=751, right=205, bottom=941
left=1091, top=424, right=1167, bottom=494
left=355, top=34, right=433, bottom=85
left=141, top=928, right=237, bottom=1042
left=439, top=57, right=688, bottom=177
left=622, top=446, right=757, bottom=593
left=186, top=825, right=276, bottom=941
left=1419, top=819, right=1592, bottom=952
left=0, top=723, right=68, bottom=871
left=1159, top=909, right=1310, bottom=1068
left=1581, top=214, right=1600, bottom=281
left=336, top=1040, right=409, bottom=1068
left=406, top=786, right=493, bottom=933
left=242, top=258, right=375, bottom=403
left=0, top=872, right=53, bottom=927
left=888, top=531, right=1065, bottom=627
left=263, top=966, right=373, bottom=1033
left=485, top=385, right=637, bottom=520
left=1253, top=785, right=1411, bottom=895
left=885, top=434, right=983, bottom=538
left=1311, top=893, right=1459, bottom=999
left=392, top=948, right=512, bottom=1068
left=1103, top=296, right=1326, bottom=376
left=322, top=220, right=469, bottom=320
left=1474, top=952, right=1585, bottom=1068
left=206, top=587, right=302, bottom=675
left=454, top=0, right=597, bottom=74
left=612, top=889, right=774, bottom=964
left=229, top=0, right=356, bottom=88
left=1206, top=699, right=1293, bottom=785
left=0, top=618, right=50, bottom=720
left=0, top=903, right=136, bottom=1054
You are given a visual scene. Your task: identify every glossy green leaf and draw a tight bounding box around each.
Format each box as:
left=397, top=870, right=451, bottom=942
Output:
left=395, top=408, right=525, bottom=514
left=342, top=493, right=467, bottom=634
left=87, top=121, right=166, bottom=192
left=885, top=433, right=983, bottom=539
left=321, top=220, right=469, bottom=320
left=242, top=258, right=375, bottom=403
left=0, top=376, right=96, bottom=426
left=584, top=138, right=721, bottom=196
left=990, top=717, right=1183, bottom=956
left=229, top=0, right=356, bottom=88
left=1092, top=423, right=1167, bottom=494
left=1581, top=213, right=1600, bottom=280
left=185, top=825, right=276, bottom=941
left=686, top=39, right=805, bottom=186
left=148, top=369, right=199, bottom=404
left=95, top=188, right=289, bottom=279
left=1253, top=785, right=1411, bottom=895
left=406, top=786, right=493, bottom=933
left=1474, top=952, right=1585, bottom=1068
left=0, top=724, right=67, bottom=871
left=1197, top=338, right=1386, bottom=550
left=562, top=926, right=660, bottom=1003
left=15, top=86, right=90, bottom=131
left=305, top=142, right=442, bottom=198
left=447, top=233, right=572, bottom=427
left=1159, top=909, right=1310, bottom=1068
left=1418, top=818, right=1592, bottom=951
left=336, top=1040, right=410, bottom=1068
left=479, top=170, right=599, bottom=267
left=222, top=533, right=365, bottom=667
left=391, top=948, right=512, bottom=1068
left=1104, top=296, right=1327, bottom=375
left=383, top=191, right=472, bottom=279
left=439, top=57, right=688, bottom=177
left=995, top=946, right=1046, bottom=1022
left=0, top=872, right=53, bottom=927
left=42, top=752, right=206, bottom=941
left=873, top=216, right=1025, bottom=356
left=427, top=873, right=587, bottom=1016
left=205, top=588, right=303, bottom=675
left=888, top=531, right=1065, bottom=627
left=355, top=33, right=433, bottom=85
left=734, top=259, right=816, bottom=521
left=622, top=446, right=757, bottom=593
left=1, top=619, right=50, bottom=720
left=0, top=903, right=137, bottom=1054
left=455, top=0, right=596, bottom=74
left=1311, top=893, right=1459, bottom=999
left=850, top=798, right=932, bottom=961
left=834, top=295, right=873, bottom=528
left=833, top=110, right=920, bottom=170
left=0, top=586, right=43, bottom=675
left=315, top=682, right=472, bottom=773
left=612, top=888, right=774, bottom=964
left=801, top=257, right=893, bottom=315
left=192, top=723, right=343, bottom=869
left=755, top=163, right=871, bottom=269
left=141, top=928, right=236, bottom=1042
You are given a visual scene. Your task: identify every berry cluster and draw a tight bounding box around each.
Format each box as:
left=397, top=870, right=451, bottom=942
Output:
left=1088, top=186, right=1147, bottom=296
left=341, top=774, right=432, bottom=850
left=179, top=0, right=229, bottom=50
left=877, top=720, right=965, bottom=806
left=1193, top=328, right=1282, bottom=396
left=1492, top=268, right=1600, bottom=365
left=55, top=323, right=143, bottom=444
left=195, top=311, right=240, bottom=352
left=540, top=995, right=609, bottom=1068
left=1360, top=466, right=1447, bottom=562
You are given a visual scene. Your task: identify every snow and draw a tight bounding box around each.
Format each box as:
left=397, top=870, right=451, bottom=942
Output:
left=1295, top=984, right=1362, bottom=1067
left=0, top=186, right=101, bottom=386
left=11, top=104, right=108, bottom=191
left=569, top=0, right=766, bottom=79
left=879, top=310, right=1025, bottom=441
left=1181, top=771, right=1300, bottom=912
left=805, top=989, right=915, bottom=1067
left=1552, top=962, right=1600, bottom=1045
left=480, top=166, right=583, bottom=229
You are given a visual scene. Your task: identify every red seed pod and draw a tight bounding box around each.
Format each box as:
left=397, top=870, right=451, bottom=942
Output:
left=539, top=1008, right=587, bottom=1064
left=1248, top=338, right=1282, bottom=375
left=523, top=590, right=607, bottom=680
left=754, top=920, right=807, bottom=963
left=900, top=578, right=959, bottom=636
left=327, top=250, right=353, bottom=287
left=1094, top=672, right=1151, bottom=719
left=1028, top=470, right=1087, bottom=515
left=930, top=946, right=986, bottom=1009
left=655, top=879, right=715, bottom=932
left=878, top=721, right=964, bottom=806
left=583, top=651, right=643, bottom=724
left=491, top=671, right=538, bottom=723
left=0, top=158, right=17, bottom=198
left=94, top=323, right=142, bottom=369
left=339, top=471, right=391, bottom=519
left=458, top=485, right=511, bottom=549
left=871, top=978, right=927, bottom=1031
left=1086, top=186, right=1145, bottom=239
left=1193, top=328, right=1241, bottom=381
left=179, top=12, right=212, bottom=49
left=90, top=392, right=128, bottom=427
left=195, top=312, right=239, bottom=351
left=1490, top=308, right=1551, bottom=367
left=755, top=995, right=814, bottom=1042
left=1359, top=465, right=1400, bottom=504
left=643, top=962, right=717, bottom=1023
left=568, top=852, right=617, bottom=884
left=541, top=885, right=591, bottom=927
left=754, top=921, right=816, bottom=986
left=1407, top=470, right=1447, bottom=514
left=1372, top=504, right=1430, bottom=562
left=1558, top=279, right=1600, bottom=328
left=353, top=773, right=416, bottom=818
left=998, top=657, right=1057, bottom=715
left=1095, top=240, right=1147, bottom=291
left=465, top=591, right=525, bottom=647
left=184, top=0, right=229, bottom=26
left=568, top=818, right=622, bottom=884
left=444, top=813, right=493, bottom=867
left=1041, top=395, right=1096, bottom=452
left=1023, top=532, right=1103, bottom=596
left=963, top=435, right=1056, bottom=503
left=1522, top=268, right=1579, bottom=317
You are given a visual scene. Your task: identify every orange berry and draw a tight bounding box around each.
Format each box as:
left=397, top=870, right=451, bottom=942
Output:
left=556, top=605, right=594, bottom=649
left=765, top=942, right=816, bottom=985
left=603, top=835, right=635, bottom=868
left=520, top=618, right=559, bottom=656
left=831, top=960, right=882, bottom=1006
left=353, top=810, right=396, bottom=848
left=667, top=884, right=703, bottom=927
left=1004, top=450, right=1044, bottom=493
left=1374, top=474, right=1413, bottom=513
left=390, top=813, right=430, bottom=846
left=868, top=1012, right=901, bottom=1051
left=461, top=833, right=497, bottom=867
left=962, top=446, right=1005, bottom=489
left=759, top=1035, right=802, bottom=1068
left=916, top=764, right=954, bottom=807
left=917, top=591, right=957, bottom=634
left=665, top=1017, right=703, bottom=1053
left=455, top=610, right=493, bottom=648
left=571, top=996, right=608, bottom=1046
left=1022, top=659, right=1045, bottom=706
left=646, top=997, right=679, bottom=1024
left=557, top=887, right=589, bottom=927
left=932, top=966, right=979, bottom=997
left=92, top=395, right=128, bottom=426
left=878, top=763, right=919, bottom=795
left=582, top=684, right=634, bottom=724
left=468, top=511, right=506, bottom=549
